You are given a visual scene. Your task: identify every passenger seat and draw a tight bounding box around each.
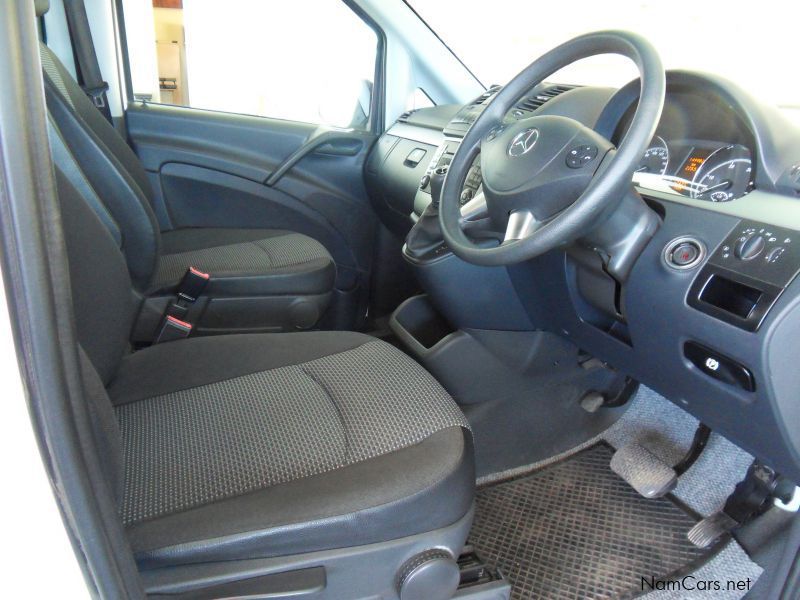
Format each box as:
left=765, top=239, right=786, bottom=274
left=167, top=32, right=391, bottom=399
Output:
left=55, top=164, right=474, bottom=598
left=39, top=35, right=335, bottom=338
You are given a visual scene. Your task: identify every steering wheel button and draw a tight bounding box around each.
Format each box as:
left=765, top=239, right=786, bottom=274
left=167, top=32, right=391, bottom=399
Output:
left=566, top=145, right=598, bottom=168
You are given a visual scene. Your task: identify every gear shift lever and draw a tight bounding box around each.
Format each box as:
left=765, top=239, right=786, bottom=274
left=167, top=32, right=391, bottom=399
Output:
left=405, top=165, right=449, bottom=260
left=429, top=164, right=449, bottom=208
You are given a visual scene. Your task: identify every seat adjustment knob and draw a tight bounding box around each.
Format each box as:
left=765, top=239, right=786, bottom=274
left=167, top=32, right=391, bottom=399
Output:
left=397, top=550, right=459, bottom=600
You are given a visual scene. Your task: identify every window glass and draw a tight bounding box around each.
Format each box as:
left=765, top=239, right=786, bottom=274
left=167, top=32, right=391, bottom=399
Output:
left=123, top=0, right=378, bottom=128
left=407, top=0, right=799, bottom=125
left=408, top=87, right=435, bottom=110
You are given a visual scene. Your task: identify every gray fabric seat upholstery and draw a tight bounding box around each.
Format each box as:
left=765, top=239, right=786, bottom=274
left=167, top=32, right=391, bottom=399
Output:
left=55, top=168, right=474, bottom=570
left=154, top=228, right=334, bottom=296
left=39, top=40, right=335, bottom=331
left=109, top=332, right=472, bottom=568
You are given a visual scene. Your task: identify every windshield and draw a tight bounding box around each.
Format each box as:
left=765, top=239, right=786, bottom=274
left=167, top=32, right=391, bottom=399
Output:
left=407, top=0, right=799, bottom=124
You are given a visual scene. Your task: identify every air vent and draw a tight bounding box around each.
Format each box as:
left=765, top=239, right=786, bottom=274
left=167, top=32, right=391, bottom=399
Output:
left=397, top=110, right=416, bottom=123
left=788, top=163, right=800, bottom=196
left=512, top=85, right=576, bottom=117
left=473, top=85, right=502, bottom=106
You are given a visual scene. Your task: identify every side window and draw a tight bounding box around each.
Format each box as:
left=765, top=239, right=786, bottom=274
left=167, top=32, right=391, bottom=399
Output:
left=122, top=0, right=378, bottom=129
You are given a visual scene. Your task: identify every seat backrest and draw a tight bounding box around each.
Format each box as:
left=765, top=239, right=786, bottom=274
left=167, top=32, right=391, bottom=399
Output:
left=40, top=43, right=161, bottom=291
left=54, top=166, right=133, bottom=501
left=55, top=166, right=138, bottom=385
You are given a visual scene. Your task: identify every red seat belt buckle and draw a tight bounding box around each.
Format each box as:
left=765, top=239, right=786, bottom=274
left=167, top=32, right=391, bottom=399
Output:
left=155, top=315, right=193, bottom=344
left=177, top=266, right=210, bottom=303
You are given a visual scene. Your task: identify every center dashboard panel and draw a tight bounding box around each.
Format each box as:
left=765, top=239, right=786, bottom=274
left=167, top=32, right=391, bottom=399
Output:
left=365, top=83, right=575, bottom=232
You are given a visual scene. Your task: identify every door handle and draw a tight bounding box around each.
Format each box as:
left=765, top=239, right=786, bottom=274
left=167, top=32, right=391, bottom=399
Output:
left=265, top=130, right=365, bottom=187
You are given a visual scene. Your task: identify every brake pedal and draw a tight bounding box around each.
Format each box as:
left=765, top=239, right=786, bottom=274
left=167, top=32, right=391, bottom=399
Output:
left=610, top=443, right=677, bottom=499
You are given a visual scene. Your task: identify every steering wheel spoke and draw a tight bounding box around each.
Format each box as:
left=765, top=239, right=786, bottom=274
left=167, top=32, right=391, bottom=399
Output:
left=459, top=188, right=488, bottom=223
left=503, top=210, right=542, bottom=243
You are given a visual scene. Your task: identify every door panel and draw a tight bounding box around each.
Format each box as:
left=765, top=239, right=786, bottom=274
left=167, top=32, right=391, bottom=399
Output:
left=126, top=103, right=378, bottom=329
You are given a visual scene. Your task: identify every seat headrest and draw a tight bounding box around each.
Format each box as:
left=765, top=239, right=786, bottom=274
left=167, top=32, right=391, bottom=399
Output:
left=35, top=0, right=50, bottom=17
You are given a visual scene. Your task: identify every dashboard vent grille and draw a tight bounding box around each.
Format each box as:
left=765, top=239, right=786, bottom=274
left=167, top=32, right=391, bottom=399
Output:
left=473, top=85, right=502, bottom=106
left=513, top=85, right=576, bottom=117
left=397, top=110, right=416, bottom=123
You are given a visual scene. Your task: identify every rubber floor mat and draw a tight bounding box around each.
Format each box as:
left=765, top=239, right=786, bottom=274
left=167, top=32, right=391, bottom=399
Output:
left=469, top=444, right=709, bottom=599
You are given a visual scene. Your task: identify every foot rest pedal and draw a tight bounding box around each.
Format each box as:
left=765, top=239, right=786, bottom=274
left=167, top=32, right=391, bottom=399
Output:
left=688, top=512, right=738, bottom=548
left=610, top=443, right=677, bottom=499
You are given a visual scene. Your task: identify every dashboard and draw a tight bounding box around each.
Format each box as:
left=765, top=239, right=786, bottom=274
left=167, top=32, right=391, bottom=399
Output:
left=364, top=70, right=800, bottom=483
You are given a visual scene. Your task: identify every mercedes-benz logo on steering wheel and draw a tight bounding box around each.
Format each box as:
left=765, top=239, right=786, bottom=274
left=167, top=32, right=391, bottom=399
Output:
left=507, top=128, right=539, bottom=157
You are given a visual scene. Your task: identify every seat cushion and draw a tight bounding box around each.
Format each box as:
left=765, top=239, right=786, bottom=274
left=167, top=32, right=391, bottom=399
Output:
left=153, top=228, right=336, bottom=296
left=107, top=332, right=473, bottom=568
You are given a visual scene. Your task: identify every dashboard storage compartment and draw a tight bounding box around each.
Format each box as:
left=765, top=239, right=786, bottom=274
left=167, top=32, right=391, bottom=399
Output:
left=390, top=295, right=455, bottom=352
left=689, top=266, right=781, bottom=331
left=698, top=274, right=763, bottom=319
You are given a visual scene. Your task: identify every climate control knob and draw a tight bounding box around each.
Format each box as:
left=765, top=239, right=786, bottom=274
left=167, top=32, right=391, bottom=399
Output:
left=734, top=234, right=766, bottom=261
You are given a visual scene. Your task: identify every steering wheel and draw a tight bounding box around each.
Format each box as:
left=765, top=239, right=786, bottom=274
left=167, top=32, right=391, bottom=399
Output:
left=439, top=31, right=665, bottom=266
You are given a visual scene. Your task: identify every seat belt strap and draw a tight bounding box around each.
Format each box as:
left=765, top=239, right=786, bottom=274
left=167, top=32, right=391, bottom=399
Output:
left=62, top=0, right=113, bottom=123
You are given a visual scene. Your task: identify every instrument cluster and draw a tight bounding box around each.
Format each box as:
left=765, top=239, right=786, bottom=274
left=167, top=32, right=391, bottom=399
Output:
left=634, top=136, right=754, bottom=202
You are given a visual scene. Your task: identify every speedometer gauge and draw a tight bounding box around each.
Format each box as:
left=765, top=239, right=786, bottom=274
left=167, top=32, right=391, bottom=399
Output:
left=690, top=144, right=753, bottom=202
left=637, top=136, right=669, bottom=175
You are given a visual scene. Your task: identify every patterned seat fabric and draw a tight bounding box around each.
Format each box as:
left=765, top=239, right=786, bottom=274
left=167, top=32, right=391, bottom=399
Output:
left=116, top=339, right=469, bottom=526
left=154, top=233, right=331, bottom=290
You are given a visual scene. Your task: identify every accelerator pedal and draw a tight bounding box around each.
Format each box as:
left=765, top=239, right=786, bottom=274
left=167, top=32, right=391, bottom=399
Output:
left=687, top=512, right=739, bottom=548
left=610, top=443, right=677, bottom=499
left=688, top=461, right=798, bottom=548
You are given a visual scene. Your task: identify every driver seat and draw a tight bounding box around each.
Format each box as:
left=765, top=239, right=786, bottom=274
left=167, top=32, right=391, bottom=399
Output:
left=57, top=166, right=474, bottom=596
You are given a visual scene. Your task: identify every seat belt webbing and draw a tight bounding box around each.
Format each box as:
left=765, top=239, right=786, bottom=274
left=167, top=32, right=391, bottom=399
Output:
left=62, top=0, right=113, bottom=124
